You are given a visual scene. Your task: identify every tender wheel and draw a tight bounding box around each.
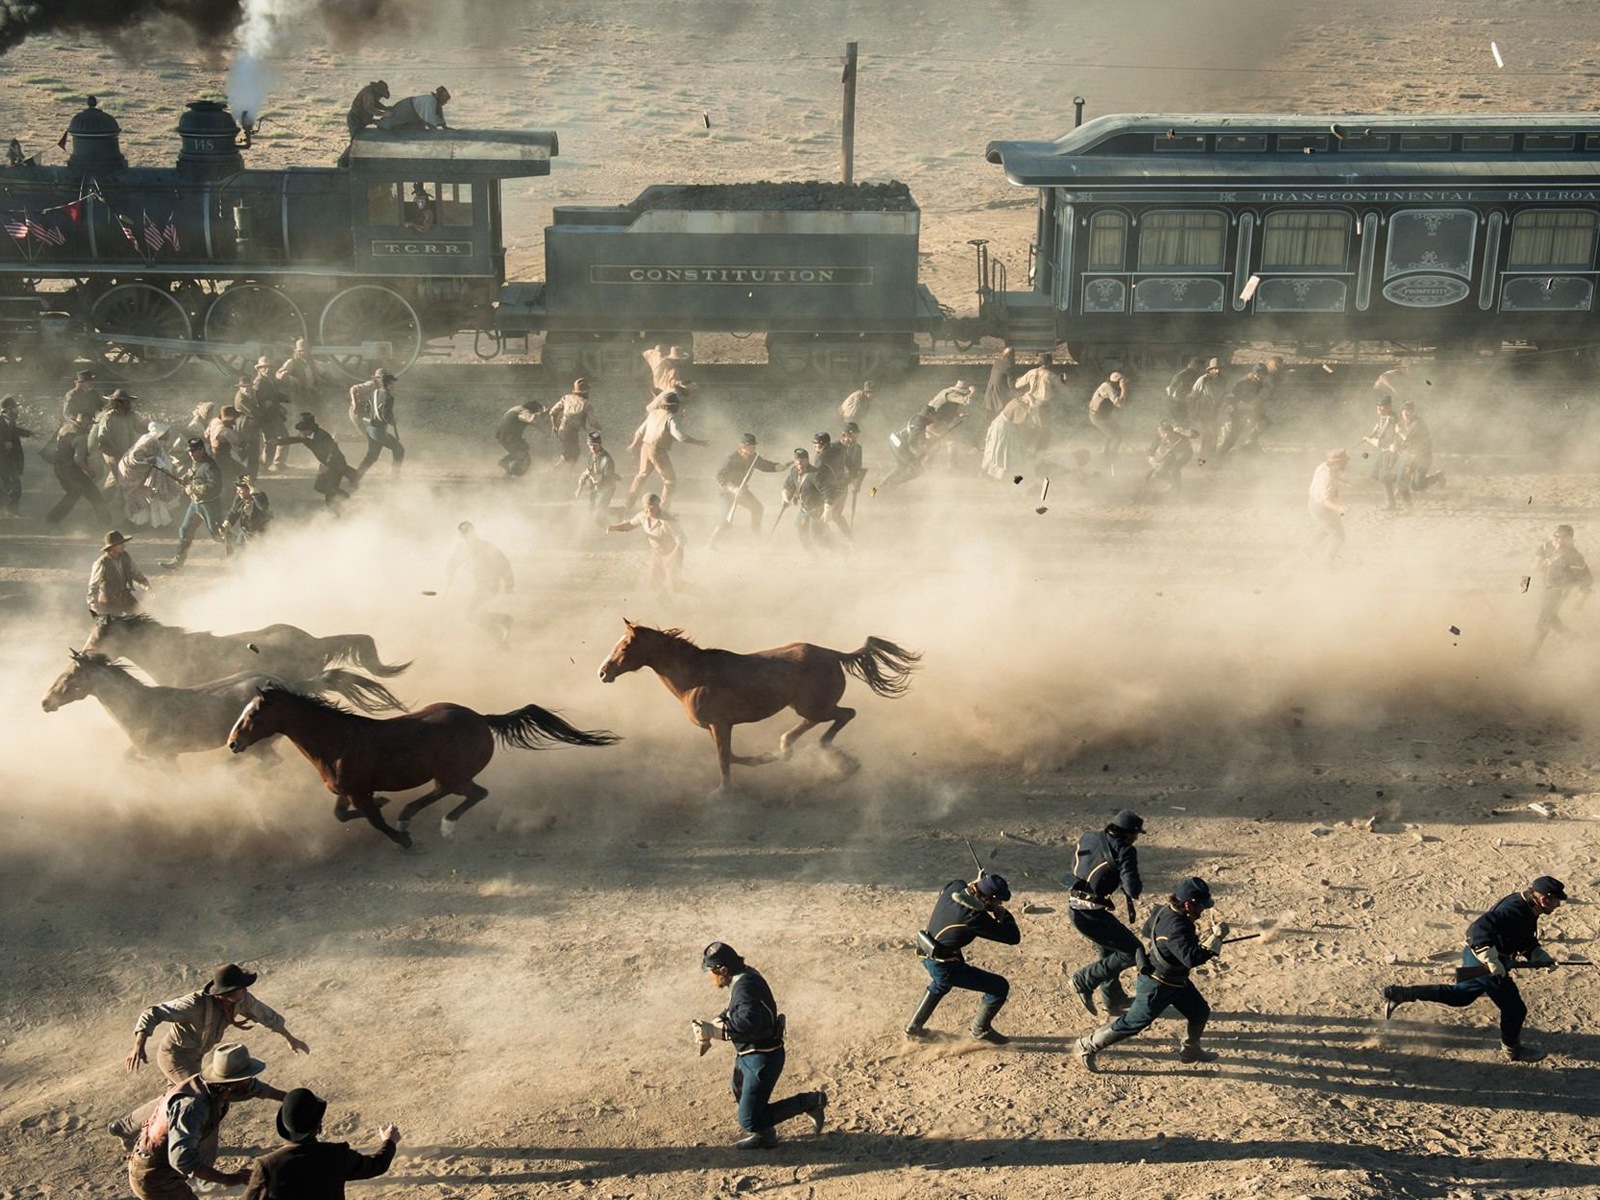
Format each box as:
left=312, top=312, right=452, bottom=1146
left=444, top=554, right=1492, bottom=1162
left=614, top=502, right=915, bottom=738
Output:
left=87, top=283, right=192, bottom=382
left=318, top=285, right=421, bottom=381
left=203, top=285, right=306, bottom=377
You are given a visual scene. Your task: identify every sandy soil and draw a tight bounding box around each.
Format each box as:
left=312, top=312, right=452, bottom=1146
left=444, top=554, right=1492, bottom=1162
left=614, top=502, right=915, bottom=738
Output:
left=3, top=4, right=1600, bottom=1198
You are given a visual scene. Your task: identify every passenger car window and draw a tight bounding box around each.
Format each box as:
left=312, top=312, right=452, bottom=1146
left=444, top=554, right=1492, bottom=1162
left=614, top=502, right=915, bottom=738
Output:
left=1260, top=211, right=1351, bottom=270
left=1507, top=210, right=1597, bottom=269
left=1138, top=211, right=1226, bottom=271
left=1086, top=211, right=1126, bottom=270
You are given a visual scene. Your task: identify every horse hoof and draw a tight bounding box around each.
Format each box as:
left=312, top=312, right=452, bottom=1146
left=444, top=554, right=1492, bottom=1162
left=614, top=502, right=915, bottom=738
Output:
left=439, top=817, right=458, bottom=840
left=395, top=833, right=414, bottom=852
left=396, top=818, right=410, bottom=833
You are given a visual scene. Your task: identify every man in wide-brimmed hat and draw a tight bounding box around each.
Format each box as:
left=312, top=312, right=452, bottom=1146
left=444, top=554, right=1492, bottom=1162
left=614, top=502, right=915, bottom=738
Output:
left=124, top=963, right=309, bottom=1085
left=348, top=368, right=403, bottom=479
left=62, top=367, right=100, bottom=422
left=91, top=387, right=145, bottom=489
left=88, top=528, right=149, bottom=616
left=277, top=411, right=355, bottom=507
left=126, top=1042, right=284, bottom=1198
left=548, top=376, right=599, bottom=465
left=244, top=1088, right=401, bottom=1198
left=643, top=343, right=693, bottom=399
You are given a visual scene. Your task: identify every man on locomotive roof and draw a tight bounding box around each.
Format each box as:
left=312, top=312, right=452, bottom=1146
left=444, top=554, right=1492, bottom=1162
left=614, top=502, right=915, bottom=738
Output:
left=376, top=86, right=450, bottom=132
left=345, top=80, right=390, bottom=138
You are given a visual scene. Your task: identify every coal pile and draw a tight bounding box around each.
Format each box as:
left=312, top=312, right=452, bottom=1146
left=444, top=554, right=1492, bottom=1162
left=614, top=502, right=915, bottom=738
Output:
left=629, top=181, right=915, bottom=213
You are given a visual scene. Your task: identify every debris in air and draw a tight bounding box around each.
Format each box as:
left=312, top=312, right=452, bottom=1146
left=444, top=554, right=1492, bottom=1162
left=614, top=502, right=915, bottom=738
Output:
left=1013, top=475, right=1023, bottom=485
left=1039, top=478, right=1050, bottom=502
left=1035, top=506, right=1049, bottom=515
left=1520, top=576, right=1532, bottom=593
left=247, top=643, right=260, bottom=653
left=703, top=112, right=712, bottom=129
left=1491, top=41, right=1504, bottom=68
left=1448, top=625, right=1461, bottom=636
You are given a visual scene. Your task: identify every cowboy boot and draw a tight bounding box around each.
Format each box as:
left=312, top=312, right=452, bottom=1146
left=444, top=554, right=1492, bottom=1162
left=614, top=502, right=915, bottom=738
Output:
left=970, top=998, right=1009, bottom=1045
left=1502, top=1042, right=1546, bottom=1063
left=1178, top=1039, right=1218, bottom=1064
left=1075, top=1023, right=1134, bottom=1071
left=1382, top=984, right=1418, bottom=1020
left=904, top=990, right=941, bottom=1039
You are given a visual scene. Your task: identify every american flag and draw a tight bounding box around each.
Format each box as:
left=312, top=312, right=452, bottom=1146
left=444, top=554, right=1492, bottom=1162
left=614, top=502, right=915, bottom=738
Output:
left=3, top=213, right=66, bottom=246
left=141, top=211, right=180, bottom=253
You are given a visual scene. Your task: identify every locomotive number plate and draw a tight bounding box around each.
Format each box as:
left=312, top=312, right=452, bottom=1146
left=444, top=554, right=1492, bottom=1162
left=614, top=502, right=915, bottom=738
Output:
left=371, top=241, right=474, bottom=256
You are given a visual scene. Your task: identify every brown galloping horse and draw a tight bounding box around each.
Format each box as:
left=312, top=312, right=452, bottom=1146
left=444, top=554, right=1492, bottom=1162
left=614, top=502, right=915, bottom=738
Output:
left=83, top=613, right=411, bottom=688
left=597, top=621, right=920, bottom=790
left=227, top=687, right=620, bottom=849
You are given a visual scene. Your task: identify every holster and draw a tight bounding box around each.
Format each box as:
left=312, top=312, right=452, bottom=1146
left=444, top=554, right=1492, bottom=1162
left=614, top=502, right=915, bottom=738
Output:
left=915, top=930, right=938, bottom=958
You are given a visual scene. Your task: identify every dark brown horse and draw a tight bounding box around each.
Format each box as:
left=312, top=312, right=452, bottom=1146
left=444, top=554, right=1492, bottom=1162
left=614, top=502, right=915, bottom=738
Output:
left=82, top=613, right=410, bottom=688
left=40, top=650, right=406, bottom=761
left=597, top=621, right=920, bottom=790
left=227, top=687, right=620, bottom=849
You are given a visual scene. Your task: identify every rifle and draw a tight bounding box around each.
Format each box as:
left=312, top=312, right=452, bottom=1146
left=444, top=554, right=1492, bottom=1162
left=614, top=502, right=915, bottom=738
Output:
left=767, top=494, right=792, bottom=538
left=1222, top=933, right=1260, bottom=945
left=964, top=837, right=985, bottom=878
left=1455, top=957, right=1592, bottom=983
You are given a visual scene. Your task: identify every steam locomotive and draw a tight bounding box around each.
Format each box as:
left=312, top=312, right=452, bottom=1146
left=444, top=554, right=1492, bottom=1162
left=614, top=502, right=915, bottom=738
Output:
left=5, top=97, right=1600, bottom=381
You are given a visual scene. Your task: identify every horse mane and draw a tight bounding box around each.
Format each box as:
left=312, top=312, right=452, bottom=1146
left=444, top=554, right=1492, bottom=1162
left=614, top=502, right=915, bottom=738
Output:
left=260, top=684, right=355, bottom=716
left=649, top=625, right=698, bottom=646
left=76, top=651, right=131, bottom=674
left=101, top=612, right=188, bottom=634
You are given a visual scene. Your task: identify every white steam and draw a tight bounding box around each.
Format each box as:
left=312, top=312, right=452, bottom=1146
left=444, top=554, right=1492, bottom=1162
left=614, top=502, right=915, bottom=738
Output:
left=226, top=0, right=309, bottom=122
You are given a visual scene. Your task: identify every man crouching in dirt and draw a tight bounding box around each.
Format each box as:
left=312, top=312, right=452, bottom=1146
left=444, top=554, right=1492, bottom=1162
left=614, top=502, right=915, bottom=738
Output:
left=904, top=872, right=1020, bottom=1044
left=1076, top=876, right=1226, bottom=1069
left=691, top=941, right=826, bottom=1149
left=126, top=1042, right=284, bottom=1199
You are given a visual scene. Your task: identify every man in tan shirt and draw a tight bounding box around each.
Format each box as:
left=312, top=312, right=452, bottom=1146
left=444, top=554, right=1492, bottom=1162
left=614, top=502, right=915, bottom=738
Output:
left=624, top=392, right=706, bottom=509
left=548, top=377, right=600, bottom=464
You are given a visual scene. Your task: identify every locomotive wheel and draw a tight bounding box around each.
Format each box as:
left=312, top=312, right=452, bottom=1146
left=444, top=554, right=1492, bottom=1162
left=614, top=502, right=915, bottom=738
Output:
left=87, top=284, right=192, bottom=383
left=204, top=285, right=306, bottom=377
left=318, top=285, right=421, bottom=381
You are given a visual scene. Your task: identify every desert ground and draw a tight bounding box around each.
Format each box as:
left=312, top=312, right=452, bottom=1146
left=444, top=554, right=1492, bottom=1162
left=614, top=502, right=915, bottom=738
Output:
left=3, top=3, right=1600, bottom=1198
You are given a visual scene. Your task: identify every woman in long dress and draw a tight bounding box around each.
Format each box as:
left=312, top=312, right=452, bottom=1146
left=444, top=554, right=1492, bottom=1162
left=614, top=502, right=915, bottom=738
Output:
left=116, top=421, right=180, bottom=528
left=981, top=397, right=1034, bottom=481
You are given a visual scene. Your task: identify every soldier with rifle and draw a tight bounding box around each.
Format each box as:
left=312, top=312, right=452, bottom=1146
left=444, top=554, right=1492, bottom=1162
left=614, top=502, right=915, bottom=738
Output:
left=713, top=434, right=784, bottom=537
left=904, top=845, right=1021, bottom=1045
left=810, top=431, right=852, bottom=538
left=1064, top=810, right=1145, bottom=1017
left=1076, top=876, right=1227, bottom=1069
left=161, top=439, right=225, bottom=571
left=1381, top=875, right=1568, bottom=1062
left=839, top=423, right=866, bottom=525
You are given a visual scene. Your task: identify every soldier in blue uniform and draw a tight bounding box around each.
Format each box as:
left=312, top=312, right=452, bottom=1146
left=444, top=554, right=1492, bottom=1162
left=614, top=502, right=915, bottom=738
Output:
left=1076, top=876, right=1226, bottom=1069
left=1381, top=876, right=1566, bottom=1062
left=691, top=942, right=825, bottom=1150
left=904, top=873, right=1021, bottom=1044
left=1064, top=810, right=1144, bottom=1016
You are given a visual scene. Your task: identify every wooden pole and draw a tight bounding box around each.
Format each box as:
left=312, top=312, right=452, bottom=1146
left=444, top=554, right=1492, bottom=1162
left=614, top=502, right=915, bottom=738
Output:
left=841, top=41, right=858, bottom=185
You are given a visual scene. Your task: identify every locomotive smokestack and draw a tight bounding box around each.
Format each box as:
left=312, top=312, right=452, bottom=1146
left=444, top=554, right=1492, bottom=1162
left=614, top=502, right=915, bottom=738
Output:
left=65, top=95, right=127, bottom=178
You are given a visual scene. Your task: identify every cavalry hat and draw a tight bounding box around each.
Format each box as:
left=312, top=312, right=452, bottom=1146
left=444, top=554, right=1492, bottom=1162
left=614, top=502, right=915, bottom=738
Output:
left=701, top=941, right=743, bottom=972
left=206, top=962, right=259, bottom=994
left=102, top=529, right=132, bottom=550
left=813, top=431, right=831, bottom=445
left=1555, top=524, right=1575, bottom=538
left=974, top=873, right=1011, bottom=902
left=1531, top=875, right=1567, bottom=900
left=105, top=388, right=136, bottom=403
left=200, top=1042, right=267, bottom=1084
left=186, top=436, right=206, bottom=451
left=1111, top=809, right=1145, bottom=834
left=74, top=369, right=96, bottom=381
left=587, top=430, right=603, bottom=444
left=573, top=378, right=590, bottom=393
left=842, top=422, right=859, bottom=434
left=792, top=448, right=810, bottom=462
left=740, top=433, right=758, bottom=446
left=0, top=395, right=16, bottom=409
left=276, top=1088, right=327, bottom=1144
left=1175, top=877, right=1214, bottom=908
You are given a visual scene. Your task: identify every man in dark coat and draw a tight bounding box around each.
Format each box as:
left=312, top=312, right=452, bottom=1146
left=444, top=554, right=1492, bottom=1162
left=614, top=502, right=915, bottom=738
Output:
left=244, top=1088, right=399, bottom=1199
left=1064, top=810, right=1145, bottom=1016
left=904, top=872, right=1021, bottom=1043
left=0, top=395, right=33, bottom=515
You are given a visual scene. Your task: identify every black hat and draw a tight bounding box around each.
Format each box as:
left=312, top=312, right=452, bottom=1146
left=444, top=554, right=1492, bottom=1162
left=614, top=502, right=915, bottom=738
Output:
left=0, top=395, right=16, bottom=408
left=740, top=433, right=758, bottom=446
left=75, top=369, right=96, bottom=382
left=276, top=1088, right=327, bottom=1144
left=294, top=412, right=316, bottom=431
left=587, top=431, right=603, bottom=444
left=792, top=448, right=809, bottom=462
left=1530, top=875, right=1567, bottom=901
left=1111, top=810, right=1145, bottom=834
left=974, top=873, right=1011, bottom=902
left=842, top=422, right=859, bottom=434
left=701, top=941, right=743, bottom=972
left=813, top=431, right=831, bottom=446
left=102, top=529, right=133, bottom=550
left=1174, top=877, right=1214, bottom=909
left=186, top=437, right=206, bottom=451
left=205, top=963, right=258, bottom=994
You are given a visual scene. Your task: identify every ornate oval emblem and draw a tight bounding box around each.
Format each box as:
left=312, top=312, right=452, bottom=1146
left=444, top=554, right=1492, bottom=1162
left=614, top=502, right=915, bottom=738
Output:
left=1382, top=274, right=1470, bottom=308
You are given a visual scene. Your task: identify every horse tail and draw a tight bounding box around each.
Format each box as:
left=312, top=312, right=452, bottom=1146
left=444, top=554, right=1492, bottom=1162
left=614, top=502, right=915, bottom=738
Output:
left=309, top=668, right=408, bottom=714
left=326, top=635, right=411, bottom=678
left=838, top=636, right=922, bottom=699
left=486, top=703, right=622, bottom=751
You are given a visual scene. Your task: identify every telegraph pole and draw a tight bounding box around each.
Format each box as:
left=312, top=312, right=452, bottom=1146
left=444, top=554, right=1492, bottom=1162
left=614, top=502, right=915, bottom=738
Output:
left=841, top=41, right=858, bottom=185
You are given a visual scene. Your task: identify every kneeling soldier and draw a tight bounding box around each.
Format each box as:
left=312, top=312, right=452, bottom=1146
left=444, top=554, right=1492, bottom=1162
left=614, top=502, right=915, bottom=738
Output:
left=691, top=942, right=825, bottom=1150
left=1381, top=875, right=1566, bottom=1062
left=905, top=872, right=1021, bottom=1044
left=1076, top=876, right=1226, bottom=1069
